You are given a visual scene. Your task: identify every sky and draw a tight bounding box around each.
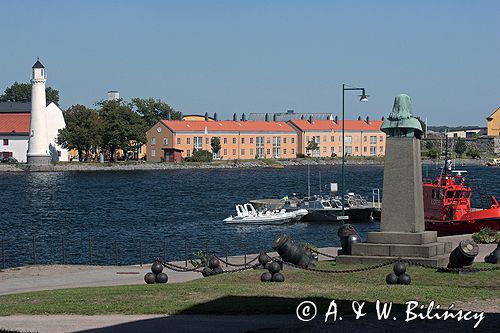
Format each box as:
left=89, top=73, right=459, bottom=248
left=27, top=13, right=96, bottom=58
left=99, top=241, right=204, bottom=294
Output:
left=0, top=0, right=498, bottom=126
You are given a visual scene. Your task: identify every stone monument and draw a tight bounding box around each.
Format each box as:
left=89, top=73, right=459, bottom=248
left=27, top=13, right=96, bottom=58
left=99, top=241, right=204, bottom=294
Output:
left=337, top=94, right=451, bottom=266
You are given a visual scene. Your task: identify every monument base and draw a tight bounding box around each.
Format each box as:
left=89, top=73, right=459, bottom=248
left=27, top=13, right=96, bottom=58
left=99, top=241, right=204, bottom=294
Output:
left=336, top=231, right=452, bottom=267
left=27, top=154, right=52, bottom=166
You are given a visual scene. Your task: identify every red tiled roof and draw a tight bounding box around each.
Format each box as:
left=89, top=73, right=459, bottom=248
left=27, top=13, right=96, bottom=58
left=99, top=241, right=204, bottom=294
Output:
left=0, top=113, right=30, bottom=134
left=161, top=120, right=296, bottom=133
left=290, top=119, right=383, bottom=131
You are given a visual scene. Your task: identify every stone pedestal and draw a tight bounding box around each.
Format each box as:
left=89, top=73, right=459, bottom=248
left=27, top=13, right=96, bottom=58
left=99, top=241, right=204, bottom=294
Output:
left=337, top=137, right=451, bottom=267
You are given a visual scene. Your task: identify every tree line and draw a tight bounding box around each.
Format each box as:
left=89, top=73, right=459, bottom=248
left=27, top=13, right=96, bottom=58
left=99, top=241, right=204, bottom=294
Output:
left=58, top=98, right=181, bottom=161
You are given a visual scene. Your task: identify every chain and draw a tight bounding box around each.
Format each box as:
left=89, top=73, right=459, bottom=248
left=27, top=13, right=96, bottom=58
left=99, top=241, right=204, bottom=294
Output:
left=305, top=247, right=337, bottom=260
left=279, top=258, right=397, bottom=273
left=399, top=259, right=500, bottom=273
left=214, top=254, right=260, bottom=267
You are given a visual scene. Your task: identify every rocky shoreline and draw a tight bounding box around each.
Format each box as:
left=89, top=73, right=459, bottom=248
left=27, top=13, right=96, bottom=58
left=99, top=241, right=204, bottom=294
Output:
left=0, top=158, right=492, bottom=172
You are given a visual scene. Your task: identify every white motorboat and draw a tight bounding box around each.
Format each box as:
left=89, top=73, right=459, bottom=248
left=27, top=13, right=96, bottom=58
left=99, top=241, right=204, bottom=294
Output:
left=224, top=203, right=299, bottom=225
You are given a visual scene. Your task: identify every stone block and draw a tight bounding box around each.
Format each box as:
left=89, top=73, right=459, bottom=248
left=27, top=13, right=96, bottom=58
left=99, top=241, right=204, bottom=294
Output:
left=366, top=231, right=437, bottom=245
left=336, top=254, right=449, bottom=267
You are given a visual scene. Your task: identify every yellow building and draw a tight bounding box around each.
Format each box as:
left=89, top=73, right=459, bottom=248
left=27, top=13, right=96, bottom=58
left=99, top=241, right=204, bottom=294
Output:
left=487, top=108, right=500, bottom=136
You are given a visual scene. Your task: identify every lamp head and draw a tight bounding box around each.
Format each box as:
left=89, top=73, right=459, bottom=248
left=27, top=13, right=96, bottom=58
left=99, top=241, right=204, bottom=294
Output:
left=359, top=88, right=369, bottom=102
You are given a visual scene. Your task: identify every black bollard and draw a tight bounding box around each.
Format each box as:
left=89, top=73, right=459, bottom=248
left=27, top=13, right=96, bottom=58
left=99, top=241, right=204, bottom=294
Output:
left=485, top=243, right=500, bottom=264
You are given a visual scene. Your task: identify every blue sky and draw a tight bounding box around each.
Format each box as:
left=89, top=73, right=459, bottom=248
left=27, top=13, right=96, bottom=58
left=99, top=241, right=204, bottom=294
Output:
left=1, top=1, right=498, bottom=126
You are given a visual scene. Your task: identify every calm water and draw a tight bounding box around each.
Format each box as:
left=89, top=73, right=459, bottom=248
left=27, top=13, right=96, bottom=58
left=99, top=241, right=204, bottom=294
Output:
left=0, top=164, right=498, bottom=267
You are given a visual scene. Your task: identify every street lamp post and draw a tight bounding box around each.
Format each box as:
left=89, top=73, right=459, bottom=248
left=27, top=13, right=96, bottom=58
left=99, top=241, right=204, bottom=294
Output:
left=341, top=84, right=369, bottom=219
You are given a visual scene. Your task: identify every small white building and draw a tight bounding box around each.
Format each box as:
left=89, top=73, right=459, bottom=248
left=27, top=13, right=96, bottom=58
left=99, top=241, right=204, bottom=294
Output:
left=0, top=101, right=68, bottom=162
left=446, top=128, right=486, bottom=139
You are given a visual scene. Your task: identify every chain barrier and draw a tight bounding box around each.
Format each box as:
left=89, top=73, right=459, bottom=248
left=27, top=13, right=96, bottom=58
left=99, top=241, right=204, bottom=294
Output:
left=159, top=258, right=261, bottom=274
left=399, top=259, right=500, bottom=273
left=305, top=247, right=337, bottom=260
left=279, top=258, right=397, bottom=273
left=214, top=254, right=260, bottom=267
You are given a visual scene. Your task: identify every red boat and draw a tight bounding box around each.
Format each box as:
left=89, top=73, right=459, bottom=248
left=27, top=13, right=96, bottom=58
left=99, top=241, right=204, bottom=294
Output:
left=423, top=165, right=500, bottom=236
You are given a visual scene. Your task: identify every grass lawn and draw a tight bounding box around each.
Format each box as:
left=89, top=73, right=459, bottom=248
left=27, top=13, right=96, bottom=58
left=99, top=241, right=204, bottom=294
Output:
left=0, top=262, right=498, bottom=315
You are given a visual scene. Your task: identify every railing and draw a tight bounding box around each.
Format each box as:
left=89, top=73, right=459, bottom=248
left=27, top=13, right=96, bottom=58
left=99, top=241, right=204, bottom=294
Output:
left=0, top=235, right=256, bottom=270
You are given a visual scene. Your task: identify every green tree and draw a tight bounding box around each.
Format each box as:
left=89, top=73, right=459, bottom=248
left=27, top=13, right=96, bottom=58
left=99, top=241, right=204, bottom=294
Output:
left=466, top=148, right=481, bottom=159
left=424, top=140, right=434, bottom=150
left=454, top=138, right=467, bottom=157
left=210, top=137, right=221, bottom=156
left=98, top=100, right=147, bottom=162
left=57, top=105, right=102, bottom=161
left=0, top=82, right=59, bottom=104
left=306, top=140, right=319, bottom=154
left=129, top=97, right=181, bottom=128
left=426, top=147, right=440, bottom=159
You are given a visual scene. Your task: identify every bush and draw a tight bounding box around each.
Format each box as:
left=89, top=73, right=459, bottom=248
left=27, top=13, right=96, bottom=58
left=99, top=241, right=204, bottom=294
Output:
left=426, top=147, right=440, bottom=159
left=185, top=150, right=213, bottom=162
left=472, top=228, right=500, bottom=244
left=466, top=148, right=481, bottom=159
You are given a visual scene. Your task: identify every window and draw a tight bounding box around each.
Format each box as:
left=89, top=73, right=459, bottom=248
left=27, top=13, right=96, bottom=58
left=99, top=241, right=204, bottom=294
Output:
left=364, top=136, right=367, bottom=142
left=363, top=146, right=367, bottom=153
left=250, top=137, right=254, bottom=144
left=345, top=136, right=352, bottom=144
left=314, top=136, right=320, bottom=143
left=370, top=136, right=377, bottom=144
left=291, top=137, right=295, bottom=144
left=187, top=149, right=191, bottom=157
left=177, top=138, right=181, bottom=145
left=241, top=138, right=245, bottom=144
left=224, top=137, right=228, bottom=144
left=151, top=138, right=156, bottom=145
left=355, top=147, right=359, bottom=152
left=283, top=148, right=287, bottom=154
left=273, top=147, right=280, bottom=158
left=206, top=137, right=209, bottom=145
left=380, top=146, right=384, bottom=154
left=267, top=137, right=270, bottom=144
left=283, top=137, right=287, bottom=144
left=151, top=149, right=156, bottom=157
left=241, top=148, right=245, bottom=156
left=306, top=136, right=310, bottom=143
left=250, top=148, right=254, bottom=156
left=256, top=147, right=264, bottom=158
left=187, top=137, right=191, bottom=145
left=163, top=138, right=168, bottom=145
left=272, top=136, right=281, bottom=147
left=224, top=149, right=227, bottom=155
left=232, top=138, right=236, bottom=144
left=256, top=137, right=264, bottom=147
left=323, top=147, right=326, bottom=153
left=331, top=147, right=335, bottom=154
left=291, top=148, right=295, bottom=155
left=380, top=136, right=384, bottom=142
left=323, top=136, right=327, bottom=143
left=267, top=148, right=271, bottom=156
left=232, top=149, right=236, bottom=156
left=331, top=136, right=334, bottom=142
left=355, top=136, right=358, bottom=144
left=193, top=137, right=203, bottom=149
left=346, top=147, right=352, bottom=155
left=370, top=147, right=376, bottom=155
left=3, top=139, right=8, bottom=146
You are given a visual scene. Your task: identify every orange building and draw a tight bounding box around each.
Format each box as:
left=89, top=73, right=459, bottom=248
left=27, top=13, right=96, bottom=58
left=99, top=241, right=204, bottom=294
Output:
left=289, top=118, right=386, bottom=157
left=146, top=120, right=298, bottom=161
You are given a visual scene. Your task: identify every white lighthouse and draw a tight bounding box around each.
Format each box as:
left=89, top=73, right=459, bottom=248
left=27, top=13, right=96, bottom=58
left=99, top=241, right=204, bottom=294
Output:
left=27, top=58, right=51, bottom=165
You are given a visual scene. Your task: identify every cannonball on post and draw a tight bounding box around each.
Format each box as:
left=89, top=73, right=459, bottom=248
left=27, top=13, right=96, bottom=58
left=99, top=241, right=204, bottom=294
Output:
left=151, top=261, right=163, bottom=275
left=393, top=262, right=407, bottom=276
left=258, top=252, right=271, bottom=267
left=397, top=273, right=411, bottom=285
left=208, top=257, right=220, bottom=269
left=447, top=239, right=479, bottom=268
left=260, top=272, right=272, bottom=282
left=268, top=261, right=281, bottom=274
left=211, top=266, right=223, bottom=275
left=272, top=272, right=285, bottom=282
left=385, top=273, right=399, bottom=285
left=202, top=267, right=212, bottom=277
left=155, top=272, right=169, bottom=283
left=144, top=272, right=156, bottom=284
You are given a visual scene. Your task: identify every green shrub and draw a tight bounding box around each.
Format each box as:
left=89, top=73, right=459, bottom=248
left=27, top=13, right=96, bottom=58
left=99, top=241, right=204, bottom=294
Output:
left=472, top=228, right=500, bottom=244
left=466, top=148, right=481, bottom=159
left=185, top=150, right=213, bottom=162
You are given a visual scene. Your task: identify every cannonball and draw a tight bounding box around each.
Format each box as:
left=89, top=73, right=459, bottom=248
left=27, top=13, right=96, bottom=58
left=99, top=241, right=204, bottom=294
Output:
left=260, top=272, right=272, bottom=282
left=385, top=273, right=398, bottom=285
left=208, top=257, right=220, bottom=269
left=272, top=272, right=285, bottom=282
left=211, top=266, right=224, bottom=275
left=202, top=267, right=212, bottom=277
left=144, top=272, right=156, bottom=284
left=393, top=262, right=407, bottom=276
left=258, top=252, right=271, bottom=267
left=155, top=272, right=168, bottom=283
left=151, top=261, right=163, bottom=274
left=397, top=273, right=411, bottom=285
left=268, top=261, right=281, bottom=274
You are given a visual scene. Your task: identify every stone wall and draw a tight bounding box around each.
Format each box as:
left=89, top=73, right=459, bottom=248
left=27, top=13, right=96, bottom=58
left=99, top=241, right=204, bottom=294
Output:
left=421, top=137, right=497, bottom=155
